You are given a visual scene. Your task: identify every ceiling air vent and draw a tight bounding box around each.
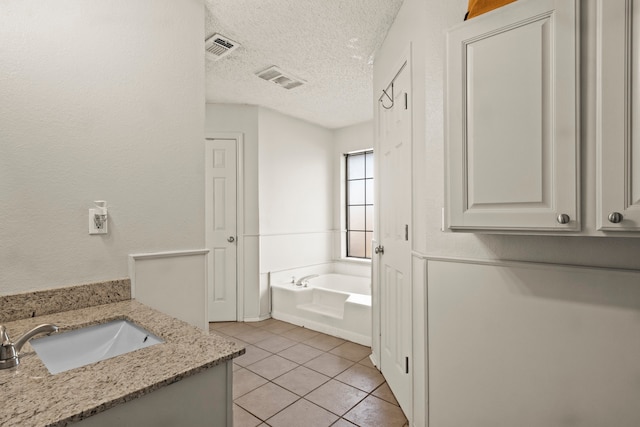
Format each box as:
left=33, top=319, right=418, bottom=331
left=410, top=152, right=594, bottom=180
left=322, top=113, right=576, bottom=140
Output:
left=256, top=66, right=306, bottom=90
left=205, top=33, right=240, bottom=61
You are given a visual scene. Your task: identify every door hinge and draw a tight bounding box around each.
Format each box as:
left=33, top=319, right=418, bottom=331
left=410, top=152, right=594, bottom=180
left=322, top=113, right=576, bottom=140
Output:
left=404, top=93, right=408, bottom=110
left=405, top=356, right=409, bottom=374
left=374, top=245, right=384, bottom=255
left=405, top=224, right=409, bottom=241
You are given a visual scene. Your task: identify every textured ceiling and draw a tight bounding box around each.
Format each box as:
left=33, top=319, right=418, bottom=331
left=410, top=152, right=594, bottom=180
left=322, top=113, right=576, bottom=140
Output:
left=204, top=0, right=404, bottom=129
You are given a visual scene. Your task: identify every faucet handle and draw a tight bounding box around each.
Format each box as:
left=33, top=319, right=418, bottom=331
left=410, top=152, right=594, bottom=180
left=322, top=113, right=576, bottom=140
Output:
left=0, top=325, right=10, bottom=346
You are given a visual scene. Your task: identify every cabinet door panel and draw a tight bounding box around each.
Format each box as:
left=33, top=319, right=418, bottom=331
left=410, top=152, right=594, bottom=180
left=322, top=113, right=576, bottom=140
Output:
left=467, top=18, right=550, bottom=208
left=446, top=0, right=579, bottom=231
left=597, top=0, right=640, bottom=230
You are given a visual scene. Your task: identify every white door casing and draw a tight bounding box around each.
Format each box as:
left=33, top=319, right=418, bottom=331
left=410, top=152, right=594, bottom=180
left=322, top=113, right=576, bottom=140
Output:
left=206, top=138, right=238, bottom=321
left=377, top=59, right=413, bottom=418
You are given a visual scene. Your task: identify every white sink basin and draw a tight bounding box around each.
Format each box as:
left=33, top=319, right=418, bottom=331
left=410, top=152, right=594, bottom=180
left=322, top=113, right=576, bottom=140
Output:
left=30, top=320, right=163, bottom=374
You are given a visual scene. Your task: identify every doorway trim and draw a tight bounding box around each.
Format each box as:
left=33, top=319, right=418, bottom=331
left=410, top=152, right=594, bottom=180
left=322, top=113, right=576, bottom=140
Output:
left=205, top=132, right=245, bottom=321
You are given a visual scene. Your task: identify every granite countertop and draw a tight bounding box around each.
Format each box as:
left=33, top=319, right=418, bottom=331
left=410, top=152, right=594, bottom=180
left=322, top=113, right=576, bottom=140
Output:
left=0, top=300, right=244, bottom=427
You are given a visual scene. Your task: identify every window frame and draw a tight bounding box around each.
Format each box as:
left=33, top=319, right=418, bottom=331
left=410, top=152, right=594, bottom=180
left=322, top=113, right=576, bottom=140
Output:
left=345, top=150, right=374, bottom=259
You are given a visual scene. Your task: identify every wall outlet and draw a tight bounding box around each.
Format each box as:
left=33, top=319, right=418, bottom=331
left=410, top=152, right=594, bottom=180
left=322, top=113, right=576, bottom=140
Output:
left=89, top=209, right=108, bottom=235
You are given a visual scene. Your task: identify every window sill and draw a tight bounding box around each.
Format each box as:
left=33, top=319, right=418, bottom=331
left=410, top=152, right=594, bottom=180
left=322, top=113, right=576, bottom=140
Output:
left=339, top=257, right=372, bottom=265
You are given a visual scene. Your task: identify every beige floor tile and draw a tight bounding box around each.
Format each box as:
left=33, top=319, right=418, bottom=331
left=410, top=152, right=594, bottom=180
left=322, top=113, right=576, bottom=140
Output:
left=245, top=354, right=298, bottom=380
left=233, top=404, right=262, bottom=427
left=358, top=355, right=376, bottom=369
left=218, top=322, right=258, bottom=337
left=233, top=362, right=242, bottom=371
left=235, top=328, right=278, bottom=344
left=335, top=363, right=385, bottom=393
left=234, top=345, right=272, bottom=367
left=277, top=343, right=324, bottom=364
left=304, top=353, right=354, bottom=377
left=343, top=395, right=408, bottom=427
left=273, top=366, right=330, bottom=396
left=209, top=321, right=236, bottom=331
left=372, top=382, right=400, bottom=406
left=249, top=318, right=281, bottom=328
left=331, top=419, right=357, bottom=427
left=280, top=326, right=321, bottom=342
left=258, top=320, right=299, bottom=334
left=235, top=383, right=299, bottom=421
left=212, top=332, right=249, bottom=348
left=305, top=379, right=368, bottom=416
left=304, top=333, right=346, bottom=351
left=329, top=342, right=371, bottom=362
left=233, top=368, right=269, bottom=399
left=254, top=335, right=297, bottom=353
left=267, top=399, right=339, bottom=427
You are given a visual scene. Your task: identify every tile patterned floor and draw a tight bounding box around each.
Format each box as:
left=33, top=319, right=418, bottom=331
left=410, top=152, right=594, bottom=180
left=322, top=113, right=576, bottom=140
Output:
left=209, top=319, right=409, bottom=427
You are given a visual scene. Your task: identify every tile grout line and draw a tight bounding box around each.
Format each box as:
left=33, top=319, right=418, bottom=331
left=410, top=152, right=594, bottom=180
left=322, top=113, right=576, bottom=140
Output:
left=213, top=319, right=406, bottom=427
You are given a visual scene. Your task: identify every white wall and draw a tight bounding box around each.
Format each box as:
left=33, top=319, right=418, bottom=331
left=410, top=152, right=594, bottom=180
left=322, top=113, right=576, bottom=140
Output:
left=204, top=105, right=335, bottom=319
left=332, top=121, right=374, bottom=259
left=374, top=0, right=640, bottom=425
left=0, top=0, right=205, bottom=295
left=258, top=108, right=334, bottom=317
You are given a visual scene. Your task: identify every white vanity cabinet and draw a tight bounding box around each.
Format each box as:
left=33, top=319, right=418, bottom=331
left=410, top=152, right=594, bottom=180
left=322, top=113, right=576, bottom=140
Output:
left=445, top=0, right=579, bottom=231
left=596, top=0, right=640, bottom=231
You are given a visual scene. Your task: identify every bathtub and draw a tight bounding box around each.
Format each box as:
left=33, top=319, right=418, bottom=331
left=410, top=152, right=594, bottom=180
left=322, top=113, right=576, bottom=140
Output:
left=271, top=273, right=372, bottom=346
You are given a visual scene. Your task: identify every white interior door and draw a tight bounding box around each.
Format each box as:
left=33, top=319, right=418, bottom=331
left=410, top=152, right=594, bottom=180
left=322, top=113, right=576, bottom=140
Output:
left=377, top=61, right=412, bottom=417
left=205, top=138, right=237, bottom=321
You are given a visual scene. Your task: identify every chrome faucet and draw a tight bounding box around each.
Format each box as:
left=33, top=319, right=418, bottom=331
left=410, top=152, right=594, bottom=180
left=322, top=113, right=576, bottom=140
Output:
left=295, top=274, right=319, bottom=287
left=0, top=323, right=58, bottom=370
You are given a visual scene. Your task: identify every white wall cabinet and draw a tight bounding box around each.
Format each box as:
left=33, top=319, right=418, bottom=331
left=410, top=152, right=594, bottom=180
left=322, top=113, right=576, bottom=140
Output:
left=597, top=0, right=640, bottom=231
left=446, top=0, right=579, bottom=231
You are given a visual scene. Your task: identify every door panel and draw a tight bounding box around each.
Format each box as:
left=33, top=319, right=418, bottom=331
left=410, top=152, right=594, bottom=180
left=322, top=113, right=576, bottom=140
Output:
left=378, top=61, right=412, bottom=417
left=206, top=138, right=237, bottom=321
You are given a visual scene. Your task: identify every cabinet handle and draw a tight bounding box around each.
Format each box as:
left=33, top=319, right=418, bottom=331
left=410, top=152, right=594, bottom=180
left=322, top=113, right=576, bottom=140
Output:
left=556, top=214, right=570, bottom=224
left=608, top=212, right=623, bottom=224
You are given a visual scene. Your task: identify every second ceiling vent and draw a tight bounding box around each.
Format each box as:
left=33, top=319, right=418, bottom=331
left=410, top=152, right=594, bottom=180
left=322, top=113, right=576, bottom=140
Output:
left=256, top=66, right=306, bottom=90
left=205, top=33, right=240, bottom=61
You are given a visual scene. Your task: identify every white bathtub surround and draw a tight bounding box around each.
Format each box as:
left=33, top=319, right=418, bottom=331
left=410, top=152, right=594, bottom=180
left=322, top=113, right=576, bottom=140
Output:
left=271, top=267, right=372, bottom=346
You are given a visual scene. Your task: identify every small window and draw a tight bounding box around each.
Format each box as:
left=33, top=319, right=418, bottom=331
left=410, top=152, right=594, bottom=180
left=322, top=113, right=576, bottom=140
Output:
left=346, top=150, right=374, bottom=259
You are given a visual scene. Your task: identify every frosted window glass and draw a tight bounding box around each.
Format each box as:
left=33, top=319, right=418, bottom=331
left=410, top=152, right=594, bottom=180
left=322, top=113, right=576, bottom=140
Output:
left=347, top=154, right=365, bottom=180
left=349, top=206, right=366, bottom=230
left=366, top=206, right=374, bottom=230
left=348, top=231, right=366, bottom=258
left=365, top=153, right=374, bottom=178
left=348, top=180, right=365, bottom=205
left=365, top=232, right=373, bottom=258
left=346, top=150, right=374, bottom=259
left=366, top=180, right=374, bottom=204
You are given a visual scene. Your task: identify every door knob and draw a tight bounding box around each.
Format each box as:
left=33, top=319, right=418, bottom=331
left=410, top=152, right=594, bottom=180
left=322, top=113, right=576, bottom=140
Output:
left=556, top=214, right=570, bottom=224
left=227, top=236, right=235, bottom=243
left=608, top=212, right=623, bottom=223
